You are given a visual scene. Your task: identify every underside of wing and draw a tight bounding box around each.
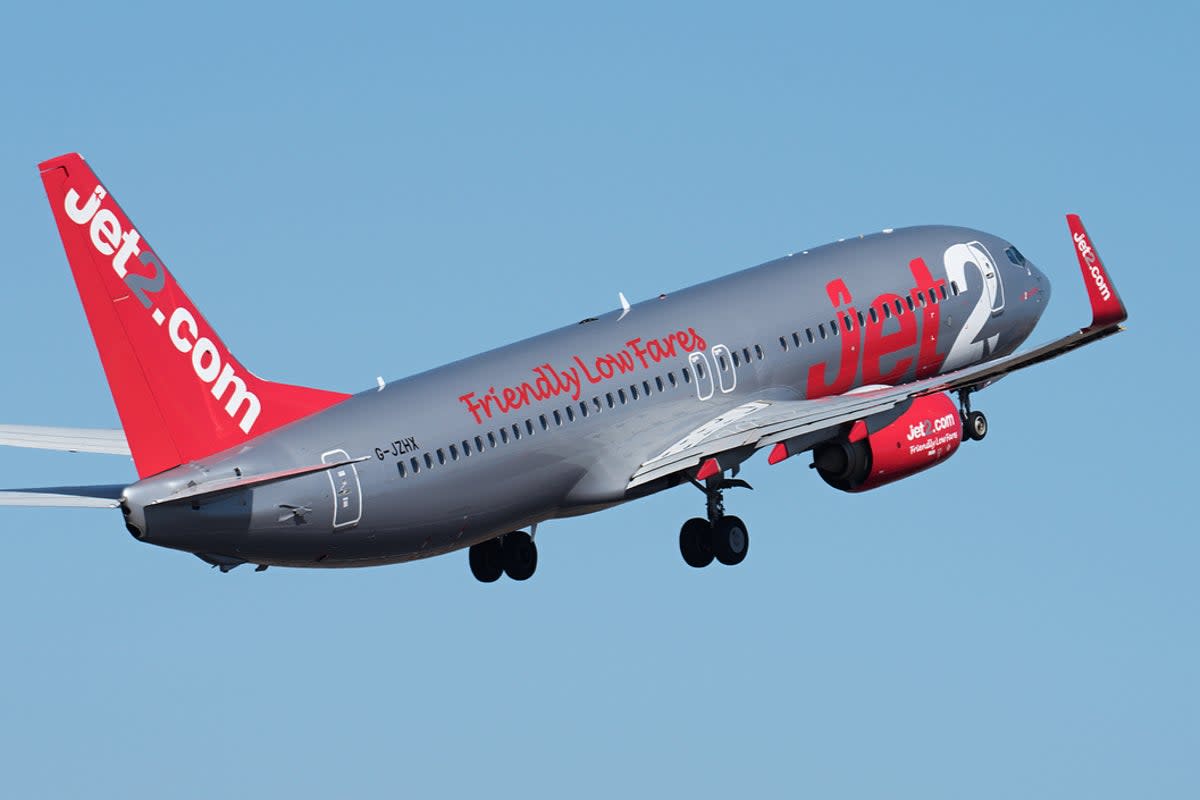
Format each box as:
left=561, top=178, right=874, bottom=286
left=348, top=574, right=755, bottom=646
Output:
left=0, top=424, right=130, bottom=456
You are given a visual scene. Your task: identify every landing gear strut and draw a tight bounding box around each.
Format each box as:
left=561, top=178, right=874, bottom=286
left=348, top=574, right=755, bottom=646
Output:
left=679, top=475, right=750, bottom=568
left=469, top=531, right=537, bottom=582
left=958, top=388, right=988, bottom=442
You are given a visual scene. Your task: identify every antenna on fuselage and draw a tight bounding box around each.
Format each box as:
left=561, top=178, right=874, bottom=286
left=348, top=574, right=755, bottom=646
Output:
left=617, top=292, right=631, bottom=321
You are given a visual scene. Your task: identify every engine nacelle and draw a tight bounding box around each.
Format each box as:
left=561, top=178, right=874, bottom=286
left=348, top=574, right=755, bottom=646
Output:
left=812, top=393, right=962, bottom=492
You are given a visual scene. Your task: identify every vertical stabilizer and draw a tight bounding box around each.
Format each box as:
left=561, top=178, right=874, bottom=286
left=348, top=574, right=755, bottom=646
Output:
left=39, top=153, right=350, bottom=478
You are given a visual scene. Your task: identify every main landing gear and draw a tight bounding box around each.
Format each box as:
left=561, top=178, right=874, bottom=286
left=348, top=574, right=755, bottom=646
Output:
left=958, top=388, right=988, bottom=442
left=469, top=530, right=538, bottom=583
left=679, top=475, right=751, bottom=569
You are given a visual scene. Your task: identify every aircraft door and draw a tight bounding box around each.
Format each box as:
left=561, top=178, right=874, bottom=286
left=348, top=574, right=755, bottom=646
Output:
left=946, top=241, right=1004, bottom=315
left=322, top=448, right=363, bottom=529
left=689, top=352, right=715, bottom=401
left=711, top=344, right=737, bottom=394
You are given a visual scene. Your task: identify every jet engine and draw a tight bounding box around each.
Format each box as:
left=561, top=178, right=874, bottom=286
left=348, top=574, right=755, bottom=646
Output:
left=812, top=393, right=963, bottom=492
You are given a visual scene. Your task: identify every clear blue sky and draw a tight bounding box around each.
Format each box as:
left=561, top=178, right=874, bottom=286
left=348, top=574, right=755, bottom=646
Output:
left=0, top=2, right=1195, bottom=797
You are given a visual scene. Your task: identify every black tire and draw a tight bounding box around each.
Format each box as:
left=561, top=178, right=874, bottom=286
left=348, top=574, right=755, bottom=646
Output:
left=967, top=410, right=988, bottom=441
left=469, top=538, right=504, bottom=583
left=679, top=517, right=714, bottom=568
left=502, top=532, right=538, bottom=581
left=712, top=515, right=749, bottom=566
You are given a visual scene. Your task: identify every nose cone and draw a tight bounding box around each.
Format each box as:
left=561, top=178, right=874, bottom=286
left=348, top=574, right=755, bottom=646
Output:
left=1028, top=259, right=1051, bottom=308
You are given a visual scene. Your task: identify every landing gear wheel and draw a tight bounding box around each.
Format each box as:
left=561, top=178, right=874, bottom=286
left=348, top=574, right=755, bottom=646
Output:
left=502, top=532, right=538, bottom=581
left=469, top=538, right=504, bottom=583
left=966, top=410, right=988, bottom=441
left=679, top=517, right=714, bottom=568
left=712, top=515, right=749, bottom=566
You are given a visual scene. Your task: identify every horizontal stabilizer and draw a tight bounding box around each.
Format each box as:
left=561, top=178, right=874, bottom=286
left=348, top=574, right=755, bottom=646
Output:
left=0, top=484, right=125, bottom=508
left=0, top=424, right=130, bottom=455
left=149, top=457, right=369, bottom=506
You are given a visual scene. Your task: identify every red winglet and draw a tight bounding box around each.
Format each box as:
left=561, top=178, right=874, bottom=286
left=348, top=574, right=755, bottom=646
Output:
left=767, top=442, right=790, bottom=465
left=1066, top=214, right=1127, bottom=330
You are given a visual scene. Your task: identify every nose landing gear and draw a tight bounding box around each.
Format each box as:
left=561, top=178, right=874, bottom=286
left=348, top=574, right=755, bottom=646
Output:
left=679, top=474, right=750, bottom=568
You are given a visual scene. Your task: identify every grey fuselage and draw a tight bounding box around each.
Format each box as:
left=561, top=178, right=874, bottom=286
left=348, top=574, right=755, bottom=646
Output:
left=123, top=226, right=1050, bottom=567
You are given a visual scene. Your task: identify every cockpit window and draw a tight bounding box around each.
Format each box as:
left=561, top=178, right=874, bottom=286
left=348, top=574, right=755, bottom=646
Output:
left=1005, top=246, right=1026, bottom=267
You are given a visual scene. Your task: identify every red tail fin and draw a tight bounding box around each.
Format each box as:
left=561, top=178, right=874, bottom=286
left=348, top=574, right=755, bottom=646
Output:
left=39, top=153, right=350, bottom=478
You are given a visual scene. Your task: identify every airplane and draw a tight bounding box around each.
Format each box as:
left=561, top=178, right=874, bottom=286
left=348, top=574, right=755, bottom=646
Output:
left=0, top=153, right=1127, bottom=581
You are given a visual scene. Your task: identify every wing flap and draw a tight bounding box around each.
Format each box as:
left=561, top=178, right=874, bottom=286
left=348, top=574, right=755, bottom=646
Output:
left=0, top=424, right=130, bottom=455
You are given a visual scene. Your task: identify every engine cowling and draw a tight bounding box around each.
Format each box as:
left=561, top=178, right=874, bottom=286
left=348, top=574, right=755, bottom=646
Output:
left=812, top=393, right=963, bottom=492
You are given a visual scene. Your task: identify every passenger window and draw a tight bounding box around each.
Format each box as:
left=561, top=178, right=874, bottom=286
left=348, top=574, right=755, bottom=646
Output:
left=655, top=376, right=664, bottom=392
left=829, top=320, right=839, bottom=336
left=869, top=308, right=879, bottom=323
left=755, top=344, right=764, bottom=360
left=950, top=281, right=960, bottom=295
left=717, top=354, right=727, bottom=370
left=917, top=292, right=927, bottom=307
left=682, top=369, right=691, bottom=384
left=500, top=428, right=509, bottom=444
left=731, top=351, right=740, bottom=368
left=742, top=347, right=751, bottom=363
left=593, top=397, right=603, bottom=412
left=818, top=323, right=827, bottom=339
left=693, top=362, right=704, bottom=380
left=436, top=449, right=445, bottom=465
left=667, top=373, right=677, bottom=387
left=397, top=461, right=407, bottom=477
left=779, top=336, right=788, bottom=351
left=553, top=409, right=563, bottom=425
left=894, top=299, right=904, bottom=315
left=857, top=311, right=866, bottom=327
left=475, top=436, right=484, bottom=451
left=424, top=453, right=434, bottom=469
left=510, top=424, right=520, bottom=440
left=630, top=385, right=640, bottom=400
left=643, top=380, right=652, bottom=395
left=806, top=329, right=815, bottom=344
left=487, top=432, right=497, bottom=448
left=618, top=388, right=628, bottom=403
left=462, top=440, right=471, bottom=456
left=606, top=392, right=615, bottom=407
left=449, top=444, right=459, bottom=461
left=540, top=414, right=549, bottom=430
left=793, top=332, right=802, bottom=347
left=882, top=304, right=891, bottom=319
left=843, top=315, right=853, bottom=332
left=526, top=419, right=535, bottom=435
left=579, top=402, right=588, bottom=418
left=410, top=457, right=420, bottom=474
left=928, top=289, right=938, bottom=304
left=939, top=285, right=948, bottom=300
left=906, top=296, right=915, bottom=311
left=566, top=406, right=575, bottom=422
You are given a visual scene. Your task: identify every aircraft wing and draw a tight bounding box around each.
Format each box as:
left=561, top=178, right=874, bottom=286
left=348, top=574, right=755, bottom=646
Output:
left=0, top=484, right=125, bottom=508
left=0, top=424, right=130, bottom=455
left=627, top=214, right=1127, bottom=489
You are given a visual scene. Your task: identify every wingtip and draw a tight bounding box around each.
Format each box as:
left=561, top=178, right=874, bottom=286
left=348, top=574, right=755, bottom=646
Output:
left=1066, top=214, right=1127, bottom=330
